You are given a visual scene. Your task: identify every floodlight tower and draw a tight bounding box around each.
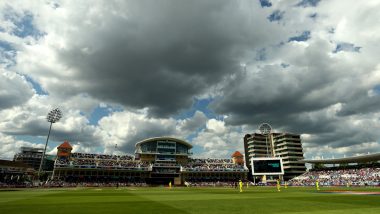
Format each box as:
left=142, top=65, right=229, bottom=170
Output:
left=258, top=123, right=272, bottom=157
left=38, top=108, right=62, bottom=179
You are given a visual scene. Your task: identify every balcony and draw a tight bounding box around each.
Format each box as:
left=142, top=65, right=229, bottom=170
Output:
left=274, top=146, right=303, bottom=152
left=248, top=145, right=268, bottom=149
left=275, top=142, right=302, bottom=147
left=276, top=151, right=304, bottom=156
left=157, top=145, right=176, bottom=149
left=248, top=148, right=268, bottom=153
left=277, top=137, right=301, bottom=142
left=138, top=151, right=159, bottom=155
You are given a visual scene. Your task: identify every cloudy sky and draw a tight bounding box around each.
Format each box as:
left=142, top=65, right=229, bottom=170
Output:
left=1, top=0, right=380, bottom=160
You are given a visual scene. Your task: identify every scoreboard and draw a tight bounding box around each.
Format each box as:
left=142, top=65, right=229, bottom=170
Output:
left=251, top=157, right=284, bottom=175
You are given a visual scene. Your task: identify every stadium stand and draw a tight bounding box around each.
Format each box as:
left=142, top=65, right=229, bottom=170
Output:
left=289, top=166, right=380, bottom=186
left=182, top=158, right=245, bottom=172
left=0, top=160, right=34, bottom=188
left=5, top=137, right=380, bottom=188
left=50, top=138, right=248, bottom=186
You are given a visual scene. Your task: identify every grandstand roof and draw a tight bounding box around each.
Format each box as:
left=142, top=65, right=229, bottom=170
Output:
left=301, top=152, right=380, bottom=164
left=0, top=160, right=32, bottom=168
left=135, top=136, right=193, bottom=148
left=231, top=151, right=243, bottom=158
left=58, top=141, right=73, bottom=149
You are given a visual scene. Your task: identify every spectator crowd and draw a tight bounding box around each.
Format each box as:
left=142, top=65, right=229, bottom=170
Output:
left=182, top=158, right=246, bottom=172
left=289, top=167, right=380, bottom=186
left=55, top=156, right=245, bottom=172
left=55, top=153, right=149, bottom=170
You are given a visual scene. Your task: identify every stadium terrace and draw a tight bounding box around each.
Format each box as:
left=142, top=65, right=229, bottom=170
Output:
left=51, top=137, right=248, bottom=186
left=1, top=135, right=380, bottom=188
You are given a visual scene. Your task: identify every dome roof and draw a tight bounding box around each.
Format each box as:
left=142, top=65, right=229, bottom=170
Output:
left=231, top=151, right=243, bottom=158
left=135, top=136, right=192, bottom=149
left=58, top=141, right=72, bottom=149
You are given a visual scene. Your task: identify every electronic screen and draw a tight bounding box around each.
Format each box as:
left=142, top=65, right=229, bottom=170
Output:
left=251, top=158, right=284, bottom=175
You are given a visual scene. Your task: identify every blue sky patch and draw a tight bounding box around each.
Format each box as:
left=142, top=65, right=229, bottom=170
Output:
left=333, top=42, right=361, bottom=53
left=16, top=135, right=44, bottom=143
left=281, top=63, right=290, bottom=68
left=0, top=40, right=16, bottom=67
left=259, top=0, right=272, bottom=7
left=373, top=85, right=380, bottom=95
left=51, top=2, right=60, bottom=9
left=268, top=10, right=285, bottom=22
left=89, top=105, right=113, bottom=125
left=309, top=13, right=317, bottom=19
left=288, top=31, right=311, bottom=42
left=24, top=75, right=48, bottom=95
left=175, top=98, right=216, bottom=120
left=190, top=145, right=204, bottom=157
left=185, top=127, right=204, bottom=142
left=256, top=48, right=266, bottom=61
left=15, top=135, right=61, bottom=153
left=0, top=40, right=13, bottom=50
left=296, top=0, right=321, bottom=7
left=4, top=9, right=44, bottom=39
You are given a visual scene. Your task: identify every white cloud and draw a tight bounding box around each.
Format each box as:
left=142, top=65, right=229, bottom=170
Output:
left=304, top=142, right=380, bottom=160
left=97, top=110, right=178, bottom=154
left=0, top=132, right=44, bottom=160
left=192, top=119, right=245, bottom=158
left=176, top=111, right=208, bottom=136
left=0, top=93, right=101, bottom=148
left=0, top=70, right=34, bottom=110
left=1, top=0, right=380, bottom=160
left=206, top=119, right=226, bottom=134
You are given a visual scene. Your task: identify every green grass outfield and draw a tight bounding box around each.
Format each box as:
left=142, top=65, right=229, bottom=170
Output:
left=1, top=186, right=379, bottom=214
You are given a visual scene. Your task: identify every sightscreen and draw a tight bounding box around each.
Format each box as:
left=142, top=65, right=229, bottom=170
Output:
left=251, top=158, right=284, bottom=175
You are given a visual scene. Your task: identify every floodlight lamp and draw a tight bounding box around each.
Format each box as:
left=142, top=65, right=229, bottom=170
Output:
left=47, top=108, right=62, bottom=123
left=259, top=123, right=272, bottom=136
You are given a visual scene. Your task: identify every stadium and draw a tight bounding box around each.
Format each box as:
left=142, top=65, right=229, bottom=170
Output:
left=1, top=135, right=380, bottom=188
left=1, top=135, right=380, bottom=214
left=290, top=153, right=380, bottom=187
left=52, top=137, right=248, bottom=186
left=2, top=0, right=380, bottom=212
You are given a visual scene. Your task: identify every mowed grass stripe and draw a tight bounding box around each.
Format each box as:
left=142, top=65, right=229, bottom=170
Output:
left=140, top=188, right=380, bottom=214
left=0, top=187, right=379, bottom=214
left=0, top=188, right=184, bottom=214
left=157, top=199, right=380, bottom=214
left=0, top=189, right=63, bottom=203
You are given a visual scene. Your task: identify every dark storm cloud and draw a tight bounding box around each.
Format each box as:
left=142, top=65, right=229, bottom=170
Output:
left=212, top=37, right=373, bottom=124
left=337, top=95, right=380, bottom=116
left=333, top=42, right=361, bottom=53
left=211, top=34, right=380, bottom=151
left=288, top=31, right=311, bottom=42
left=212, top=43, right=340, bottom=126
left=267, top=10, right=285, bottom=22
left=51, top=0, right=281, bottom=117
left=300, top=117, right=380, bottom=158
left=296, top=0, right=321, bottom=7
left=259, top=0, right=272, bottom=8
left=0, top=72, right=33, bottom=110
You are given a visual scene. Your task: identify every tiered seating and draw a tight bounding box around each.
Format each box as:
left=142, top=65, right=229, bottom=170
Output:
left=55, top=153, right=149, bottom=170
left=70, top=153, right=133, bottom=160
left=55, top=155, right=246, bottom=173
left=182, top=158, right=246, bottom=172
left=289, top=167, right=380, bottom=186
